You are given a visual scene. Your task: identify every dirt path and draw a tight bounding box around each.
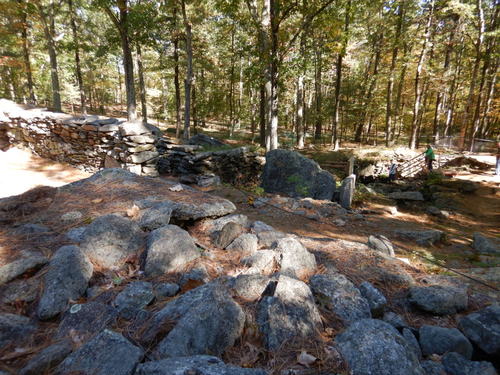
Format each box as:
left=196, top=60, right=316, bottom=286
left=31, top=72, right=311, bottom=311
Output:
left=0, top=147, right=90, bottom=198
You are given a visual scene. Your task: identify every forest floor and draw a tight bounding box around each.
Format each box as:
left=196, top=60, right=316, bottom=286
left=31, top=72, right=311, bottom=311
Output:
left=1, top=144, right=499, bottom=300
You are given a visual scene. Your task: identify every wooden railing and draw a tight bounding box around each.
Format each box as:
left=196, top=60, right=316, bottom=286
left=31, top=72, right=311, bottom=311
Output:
left=398, top=153, right=426, bottom=178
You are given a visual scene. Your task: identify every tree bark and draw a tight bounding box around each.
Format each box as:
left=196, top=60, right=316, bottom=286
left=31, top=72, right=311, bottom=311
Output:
left=385, top=1, right=404, bottom=146
left=314, top=46, right=322, bottom=141
left=180, top=0, right=193, bottom=140
left=136, top=43, right=148, bottom=124
left=409, top=0, right=434, bottom=149
left=37, top=0, right=61, bottom=112
left=331, top=0, right=350, bottom=150
left=459, top=0, right=484, bottom=148
left=68, top=0, right=86, bottom=113
left=18, top=0, right=35, bottom=104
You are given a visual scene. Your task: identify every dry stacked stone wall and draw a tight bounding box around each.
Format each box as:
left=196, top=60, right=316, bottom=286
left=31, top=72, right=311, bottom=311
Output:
left=0, top=100, right=160, bottom=176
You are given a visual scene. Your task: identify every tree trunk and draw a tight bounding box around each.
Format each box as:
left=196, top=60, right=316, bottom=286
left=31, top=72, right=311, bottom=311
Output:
left=314, top=46, right=322, bottom=141
left=136, top=43, right=148, bottom=124
left=459, top=0, right=484, bottom=148
left=18, top=0, right=35, bottom=104
left=296, top=75, right=305, bottom=149
left=331, top=0, right=351, bottom=150
left=171, top=3, right=181, bottom=138
left=38, top=1, right=61, bottom=112
left=180, top=0, right=193, bottom=140
left=267, top=0, right=279, bottom=151
left=229, top=26, right=235, bottom=137
left=68, top=0, right=86, bottom=113
left=385, top=1, right=404, bottom=146
left=409, top=0, right=434, bottom=149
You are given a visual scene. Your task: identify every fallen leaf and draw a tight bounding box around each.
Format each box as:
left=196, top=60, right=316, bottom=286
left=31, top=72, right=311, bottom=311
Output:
left=297, top=350, right=317, bottom=367
left=92, top=198, right=103, bottom=204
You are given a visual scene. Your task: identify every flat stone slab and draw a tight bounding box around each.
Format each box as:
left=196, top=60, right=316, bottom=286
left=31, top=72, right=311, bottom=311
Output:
left=458, top=304, right=500, bottom=356
left=388, top=191, right=424, bottom=201
left=0, top=251, right=47, bottom=285
left=408, top=285, right=468, bottom=315
left=135, top=355, right=267, bottom=375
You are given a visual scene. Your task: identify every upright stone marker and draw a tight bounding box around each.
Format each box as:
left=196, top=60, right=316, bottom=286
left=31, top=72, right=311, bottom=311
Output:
left=339, top=174, right=356, bottom=209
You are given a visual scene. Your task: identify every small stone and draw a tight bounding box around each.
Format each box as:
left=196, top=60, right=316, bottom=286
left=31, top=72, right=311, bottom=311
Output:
left=336, top=319, right=424, bottom=375
left=55, top=330, right=143, bottom=375
left=242, top=250, right=278, bottom=275
left=56, top=302, right=117, bottom=340
left=65, top=226, right=87, bottom=242
left=408, top=285, right=468, bottom=315
left=0, top=313, right=37, bottom=348
left=79, top=214, right=145, bottom=269
left=215, top=222, right=244, bottom=249
left=257, top=275, right=322, bottom=350
left=139, top=202, right=174, bottom=231
left=419, top=325, right=473, bottom=359
left=0, top=251, right=47, bottom=285
left=309, top=273, right=371, bottom=326
left=0, top=277, right=39, bottom=304
left=144, top=225, right=200, bottom=277
left=251, top=221, right=274, bottom=233
left=61, top=211, right=83, bottom=221
left=368, top=235, right=395, bottom=257
left=20, top=340, right=72, bottom=375
left=402, top=328, right=422, bottom=359
left=257, top=230, right=287, bottom=248
left=388, top=191, right=424, bottom=201
left=421, top=360, right=446, bottom=375
left=382, top=311, right=408, bottom=330
left=154, top=282, right=180, bottom=298
left=114, top=281, right=154, bottom=315
left=395, top=229, right=445, bottom=247
left=274, top=237, right=316, bottom=278
left=472, top=232, right=499, bottom=255
left=226, top=233, right=259, bottom=253
left=179, top=266, right=211, bottom=287
left=458, top=304, right=500, bottom=356
left=135, top=355, right=267, bottom=375
left=442, top=352, right=497, bottom=375
left=229, top=274, right=271, bottom=301
left=358, top=281, right=387, bottom=317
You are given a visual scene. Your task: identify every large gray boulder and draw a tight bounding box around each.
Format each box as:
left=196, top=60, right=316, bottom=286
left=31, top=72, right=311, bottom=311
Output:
left=154, top=285, right=245, bottom=358
left=408, top=285, right=468, bottom=315
left=114, top=281, right=154, bottom=316
left=144, top=225, right=200, bottom=277
left=55, top=330, right=143, bottom=375
left=335, top=319, right=425, bottom=375
left=0, top=251, right=47, bottom=285
left=20, top=340, right=72, bottom=375
left=257, top=230, right=287, bottom=248
left=458, top=304, right=500, bottom=356
left=139, top=202, right=173, bottom=231
left=215, top=222, right=244, bottom=249
left=309, top=273, right=371, bottom=326
left=79, top=214, right=145, bottom=269
left=442, top=352, right=497, bottom=375
left=171, top=200, right=237, bottom=221
left=207, top=214, right=249, bottom=235
left=37, top=245, right=93, bottom=320
left=419, top=325, right=473, bottom=359
left=395, top=229, right=444, bottom=247
left=242, top=250, right=278, bottom=275
left=135, top=355, right=267, bottom=375
left=229, top=274, right=272, bottom=301
left=274, top=237, right=316, bottom=278
left=358, top=281, right=387, bottom=317
left=0, top=313, right=37, bottom=348
left=472, top=232, right=499, bottom=255
left=257, top=275, right=322, bottom=350
left=261, top=149, right=335, bottom=200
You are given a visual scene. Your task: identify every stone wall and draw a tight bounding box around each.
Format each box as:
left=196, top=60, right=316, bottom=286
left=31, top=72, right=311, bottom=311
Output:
left=0, top=100, right=160, bottom=176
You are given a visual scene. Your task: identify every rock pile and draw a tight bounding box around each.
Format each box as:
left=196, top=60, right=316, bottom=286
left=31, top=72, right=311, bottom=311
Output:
left=157, top=145, right=264, bottom=185
left=0, top=99, right=161, bottom=175
left=0, top=168, right=498, bottom=375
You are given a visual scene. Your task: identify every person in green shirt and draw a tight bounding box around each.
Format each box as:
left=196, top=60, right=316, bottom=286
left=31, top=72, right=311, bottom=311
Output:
left=424, top=145, right=435, bottom=171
